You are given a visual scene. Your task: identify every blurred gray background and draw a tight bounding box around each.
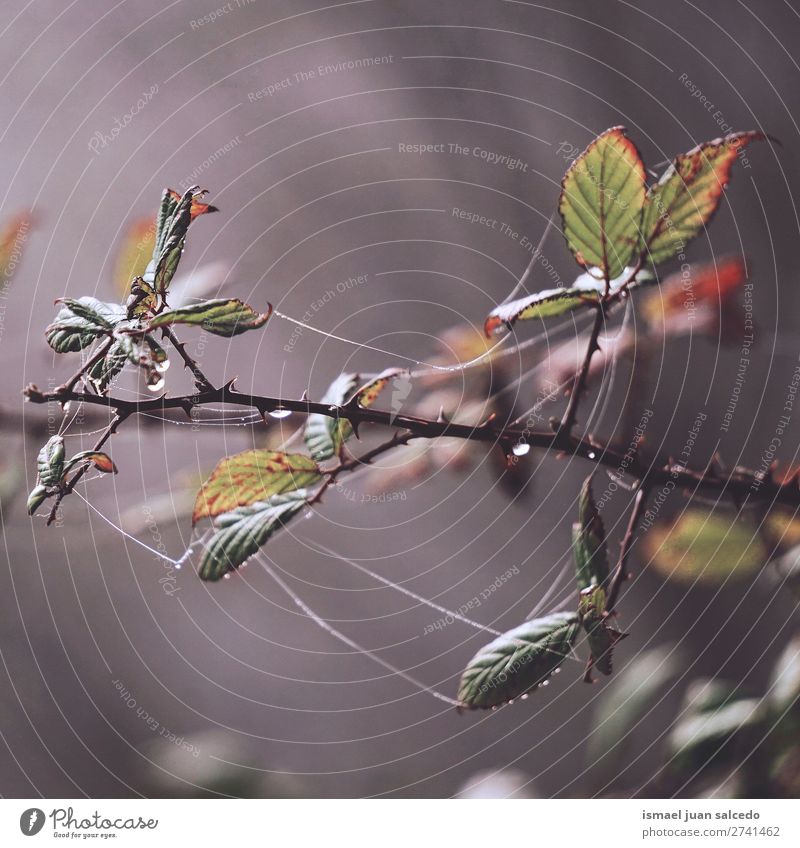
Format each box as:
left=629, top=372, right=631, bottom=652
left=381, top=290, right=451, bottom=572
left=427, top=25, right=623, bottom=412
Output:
left=1, top=0, right=799, bottom=798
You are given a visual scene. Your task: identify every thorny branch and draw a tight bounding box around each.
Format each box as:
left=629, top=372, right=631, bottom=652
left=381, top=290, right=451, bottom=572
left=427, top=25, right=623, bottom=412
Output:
left=23, top=377, right=800, bottom=508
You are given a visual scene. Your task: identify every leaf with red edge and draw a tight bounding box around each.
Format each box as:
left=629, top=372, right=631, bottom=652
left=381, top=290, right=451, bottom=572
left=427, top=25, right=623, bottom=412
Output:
left=165, top=188, right=218, bottom=220
left=193, top=450, right=321, bottom=525
left=145, top=186, right=217, bottom=293
left=485, top=286, right=601, bottom=337
left=559, top=127, right=646, bottom=280
left=64, top=451, right=118, bottom=475
left=148, top=298, right=272, bottom=337
left=641, top=132, right=766, bottom=265
left=352, top=368, right=408, bottom=408
left=484, top=269, right=653, bottom=336
left=642, top=255, right=748, bottom=341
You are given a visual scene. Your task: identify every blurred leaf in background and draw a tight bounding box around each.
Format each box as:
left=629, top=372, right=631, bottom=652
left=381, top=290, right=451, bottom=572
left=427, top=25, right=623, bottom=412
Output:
left=113, top=216, right=155, bottom=299
left=456, top=768, right=537, bottom=799
left=140, top=729, right=310, bottom=799
left=663, top=636, right=800, bottom=797
left=586, top=644, right=683, bottom=783
left=643, top=508, right=767, bottom=585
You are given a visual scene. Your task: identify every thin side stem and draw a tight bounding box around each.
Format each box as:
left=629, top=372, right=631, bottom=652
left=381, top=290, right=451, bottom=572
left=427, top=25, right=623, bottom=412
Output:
left=606, top=486, right=648, bottom=613
left=559, top=303, right=605, bottom=436
left=60, top=337, right=114, bottom=394
left=45, top=412, right=128, bottom=525
left=307, top=431, right=414, bottom=506
left=160, top=326, right=214, bottom=392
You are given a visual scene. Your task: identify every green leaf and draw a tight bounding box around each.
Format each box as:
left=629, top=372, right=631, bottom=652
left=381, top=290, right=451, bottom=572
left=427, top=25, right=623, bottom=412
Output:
left=641, top=131, right=766, bottom=265
left=352, top=368, right=407, bottom=408
left=45, top=297, right=125, bottom=353
left=198, top=491, right=308, bottom=581
left=559, top=126, right=646, bottom=280
left=193, top=450, right=322, bottom=524
left=573, top=476, right=610, bottom=590
left=56, top=298, right=116, bottom=328
left=27, top=484, right=48, bottom=516
left=304, top=374, right=361, bottom=461
left=29, top=435, right=69, bottom=513
left=37, top=435, right=65, bottom=486
left=457, top=612, right=580, bottom=709
left=154, top=188, right=181, bottom=256
left=145, top=187, right=217, bottom=294
left=149, top=298, right=272, bottom=337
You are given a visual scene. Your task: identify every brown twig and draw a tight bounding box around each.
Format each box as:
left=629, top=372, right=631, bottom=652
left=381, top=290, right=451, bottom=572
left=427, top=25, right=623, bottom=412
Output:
left=606, top=486, right=649, bottom=613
